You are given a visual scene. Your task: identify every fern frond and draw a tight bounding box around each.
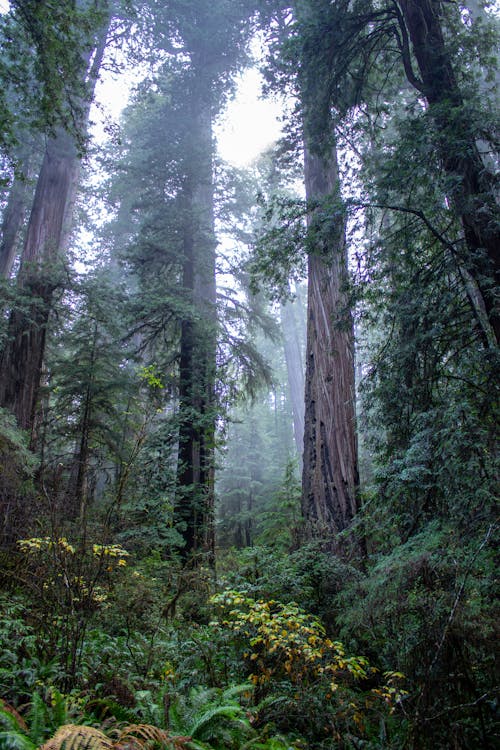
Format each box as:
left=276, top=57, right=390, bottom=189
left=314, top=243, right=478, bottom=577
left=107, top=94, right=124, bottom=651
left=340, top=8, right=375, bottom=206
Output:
left=0, top=730, right=36, bottom=750
left=0, top=705, right=28, bottom=734
left=189, top=705, right=249, bottom=738
left=114, top=723, right=191, bottom=749
left=220, top=684, right=253, bottom=701
left=26, top=692, right=48, bottom=746
left=84, top=699, right=136, bottom=725
left=0, top=699, right=28, bottom=732
left=39, top=725, right=113, bottom=750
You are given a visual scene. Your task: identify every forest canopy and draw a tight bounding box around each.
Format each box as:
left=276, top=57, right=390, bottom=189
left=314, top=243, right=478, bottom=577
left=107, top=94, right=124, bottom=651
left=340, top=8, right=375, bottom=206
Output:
left=0, top=1, right=498, bottom=749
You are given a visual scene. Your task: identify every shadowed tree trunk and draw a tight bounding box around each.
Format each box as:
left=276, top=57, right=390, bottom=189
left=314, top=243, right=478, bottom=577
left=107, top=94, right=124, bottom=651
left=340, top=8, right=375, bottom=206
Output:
left=0, top=129, right=80, bottom=430
left=397, top=0, right=500, bottom=345
left=280, top=295, right=305, bottom=466
left=0, top=148, right=37, bottom=279
left=175, top=81, right=217, bottom=563
left=301, top=139, right=359, bottom=545
left=0, top=25, right=109, bottom=433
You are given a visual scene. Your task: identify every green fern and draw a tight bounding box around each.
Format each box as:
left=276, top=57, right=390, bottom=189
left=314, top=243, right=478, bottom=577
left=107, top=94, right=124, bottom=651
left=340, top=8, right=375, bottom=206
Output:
left=188, top=704, right=251, bottom=740
left=0, top=703, right=35, bottom=750
left=25, top=692, right=48, bottom=746
left=0, top=731, right=36, bottom=750
left=166, top=685, right=256, bottom=749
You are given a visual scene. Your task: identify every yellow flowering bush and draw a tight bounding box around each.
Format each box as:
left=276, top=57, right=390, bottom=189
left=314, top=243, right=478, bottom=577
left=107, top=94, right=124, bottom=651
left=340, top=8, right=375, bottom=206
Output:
left=17, top=537, right=130, bottom=606
left=16, top=535, right=132, bottom=686
left=209, top=590, right=407, bottom=741
left=210, top=590, right=373, bottom=691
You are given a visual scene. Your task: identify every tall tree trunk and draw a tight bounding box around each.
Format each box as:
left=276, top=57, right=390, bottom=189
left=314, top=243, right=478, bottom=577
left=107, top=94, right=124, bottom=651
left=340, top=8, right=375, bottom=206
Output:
left=0, top=149, right=37, bottom=279
left=0, top=24, right=109, bottom=432
left=0, top=129, right=80, bottom=430
left=280, top=295, right=305, bottom=466
left=397, top=0, right=500, bottom=345
left=301, top=140, right=359, bottom=544
left=64, top=321, right=98, bottom=528
left=175, top=86, right=217, bottom=563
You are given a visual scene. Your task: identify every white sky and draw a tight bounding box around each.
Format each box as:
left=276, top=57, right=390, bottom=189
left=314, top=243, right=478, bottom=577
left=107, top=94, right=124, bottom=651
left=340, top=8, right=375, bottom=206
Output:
left=215, top=68, right=283, bottom=166
left=93, top=64, right=283, bottom=167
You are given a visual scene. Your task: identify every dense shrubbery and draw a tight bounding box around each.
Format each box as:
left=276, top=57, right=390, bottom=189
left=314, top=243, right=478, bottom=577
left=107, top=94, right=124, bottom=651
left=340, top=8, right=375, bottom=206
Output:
left=0, top=543, right=408, bottom=750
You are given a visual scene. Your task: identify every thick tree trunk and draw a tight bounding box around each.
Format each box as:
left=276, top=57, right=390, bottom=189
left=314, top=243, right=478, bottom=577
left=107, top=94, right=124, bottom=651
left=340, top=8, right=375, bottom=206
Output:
left=280, top=296, right=305, bottom=465
left=0, top=150, right=37, bottom=278
left=398, top=0, right=500, bottom=345
left=0, top=130, right=80, bottom=430
left=0, top=24, right=109, bottom=432
left=175, top=90, right=217, bottom=562
left=301, top=141, right=359, bottom=543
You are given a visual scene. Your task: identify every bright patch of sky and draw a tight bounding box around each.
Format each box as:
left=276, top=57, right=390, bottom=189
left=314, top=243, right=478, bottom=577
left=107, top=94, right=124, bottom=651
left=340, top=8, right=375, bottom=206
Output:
left=92, top=62, right=283, bottom=167
left=215, top=68, right=283, bottom=166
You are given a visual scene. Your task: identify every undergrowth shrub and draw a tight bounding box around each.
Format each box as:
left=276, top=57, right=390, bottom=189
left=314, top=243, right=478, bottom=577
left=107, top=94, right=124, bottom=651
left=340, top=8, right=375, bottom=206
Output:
left=210, top=590, right=406, bottom=747
left=14, top=536, right=130, bottom=689
left=217, top=543, right=361, bottom=625
left=0, top=408, right=38, bottom=549
left=337, top=522, right=498, bottom=749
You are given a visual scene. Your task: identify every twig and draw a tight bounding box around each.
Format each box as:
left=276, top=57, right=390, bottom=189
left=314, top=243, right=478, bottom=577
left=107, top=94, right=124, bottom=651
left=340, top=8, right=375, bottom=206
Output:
left=429, top=523, right=495, bottom=676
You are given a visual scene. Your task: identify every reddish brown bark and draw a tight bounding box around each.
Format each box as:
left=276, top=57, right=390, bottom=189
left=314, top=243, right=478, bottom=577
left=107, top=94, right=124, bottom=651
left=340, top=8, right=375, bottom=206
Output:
left=0, top=130, right=79, bottom=430
left=0, top=157, right=35, bottom=279
left=0, top=24, right=109, bottom=432
left=301, top=142, right=359, bottom=542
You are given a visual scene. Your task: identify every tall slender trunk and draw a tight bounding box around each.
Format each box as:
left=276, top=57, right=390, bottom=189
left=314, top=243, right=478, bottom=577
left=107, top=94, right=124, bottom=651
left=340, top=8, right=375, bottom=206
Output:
left=398, top=0, right=500, bottom=345
left=0, top=129, right=80, bottom=430
left=280, top=296, right=305, bottom=466
left=301, top=140, right=359, bottom=544
left=175, top=85, right=217, bottom=562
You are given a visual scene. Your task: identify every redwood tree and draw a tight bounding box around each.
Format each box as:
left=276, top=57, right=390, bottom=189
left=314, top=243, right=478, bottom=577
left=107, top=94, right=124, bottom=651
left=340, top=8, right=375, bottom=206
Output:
left=0, top=5, right=110, bottom=432
left=396, top=0, right=499, bottom=345
left=259, top=0, right=361, bottom=545
left=301, top=138, right=359, bottom=540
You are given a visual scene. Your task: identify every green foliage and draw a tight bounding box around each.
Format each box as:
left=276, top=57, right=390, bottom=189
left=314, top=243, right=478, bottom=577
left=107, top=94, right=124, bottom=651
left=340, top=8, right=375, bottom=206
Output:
left=0, top=594, right=64, bottom=701
left=0, top=703, right=36, bottom=750
left=165, top=684, right=256, bottom=749
left=209, top=589, right=406, bottom=746
left=9, top=0, right=108, bottom=135
left=13, top=536, right=131, bottom=690
left=0, top=2, right=497, bottom=749
left=250, top=194, right=308, bottom=301
left=0, top=408, right=37, bottom=549
left=337, top=521, right=498, bottom=748
left=217, top=388, right=298, bottom=551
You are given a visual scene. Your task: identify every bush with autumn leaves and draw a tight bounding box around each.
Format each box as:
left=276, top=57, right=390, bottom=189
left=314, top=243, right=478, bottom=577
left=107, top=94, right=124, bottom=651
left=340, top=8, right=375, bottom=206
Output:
left=13, top=536, right=131, bottom=690
left=209, top=590, right=407, bottom=745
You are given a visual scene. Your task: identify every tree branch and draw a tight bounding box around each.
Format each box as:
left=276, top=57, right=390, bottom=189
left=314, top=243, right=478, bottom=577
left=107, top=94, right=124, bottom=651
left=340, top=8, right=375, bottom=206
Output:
left=390, top=1, right=425, bottom=93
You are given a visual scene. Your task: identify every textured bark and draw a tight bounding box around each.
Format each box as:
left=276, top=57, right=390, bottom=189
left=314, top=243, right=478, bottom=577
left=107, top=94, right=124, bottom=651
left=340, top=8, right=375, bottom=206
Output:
left=301, top=141, right=359, bottom=542
left=398, top=0, right=500, bottom=345
left=175, top=86, right=217, bottom=562
left=0, top=24, right=109, bottom=432
left=0, top=152, right=36, bottom=278
left=0, top=130, right=79, bottom=430
left=280, top=296, right=305, bottom=465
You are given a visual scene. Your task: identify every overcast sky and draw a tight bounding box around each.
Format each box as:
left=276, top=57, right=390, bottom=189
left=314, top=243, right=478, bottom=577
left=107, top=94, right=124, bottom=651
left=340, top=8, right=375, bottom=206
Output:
left=94, top=57, right=283, bottom=167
